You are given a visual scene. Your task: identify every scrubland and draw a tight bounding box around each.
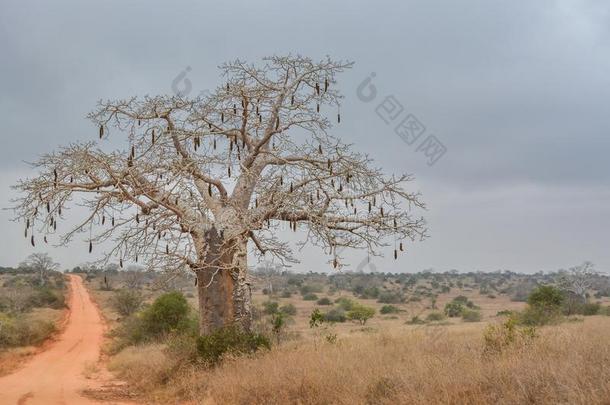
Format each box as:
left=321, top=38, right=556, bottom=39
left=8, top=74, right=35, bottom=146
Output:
left=77, top=268, right=610, bottom=404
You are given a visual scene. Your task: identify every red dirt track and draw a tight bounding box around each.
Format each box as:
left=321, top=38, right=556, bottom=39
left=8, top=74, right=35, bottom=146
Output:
left=0, top=274, right=107, bottom=404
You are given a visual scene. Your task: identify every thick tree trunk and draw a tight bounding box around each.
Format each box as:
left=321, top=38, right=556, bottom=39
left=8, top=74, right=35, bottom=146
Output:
left=197, top=227, right=252, bottom=335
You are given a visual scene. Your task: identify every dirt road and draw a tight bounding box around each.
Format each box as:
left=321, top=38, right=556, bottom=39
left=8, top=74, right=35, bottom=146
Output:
left=0, top=274, right=108, bottom=404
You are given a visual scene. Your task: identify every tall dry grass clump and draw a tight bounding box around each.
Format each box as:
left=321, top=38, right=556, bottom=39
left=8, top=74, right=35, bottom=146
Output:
left=112, top=317, right=610, bottom=404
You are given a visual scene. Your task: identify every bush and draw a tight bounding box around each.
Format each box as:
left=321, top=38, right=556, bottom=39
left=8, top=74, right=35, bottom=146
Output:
left=518, top=305, right=561, bottom=326
left=112, top=289, right=143, bottom=317
left=302, top=293, right=319, bottom=301
left=280, top=290, right=292, bottom=298
left=520, top=285, right=564, bottom=326
left=0, top=312, right=56, bottom=348
left=114, top=291, right=196, bottom=348
left=483, top=317, right=536, bottom=355
left=380, top=305, right=400, bottom=314
left=141, top=291, right=192, bottom=336
left=528, top=285, right=563, bottom=310
left=279, top=303, right=297, bottom=316
left=426, top=312, right=446, bottom=322
left=262, top=301, right=279, bottom=315
left=27, top=287, right=65, bottom=309
left=377, top=291, right=405, bottom=304
left=323, top=308, right=347, bottom=323
left=444, top=302, right=464, bottom=317
left=347, top=305, right=375, bottom=325
left=300, top=284, right=323, bottom=295
left=335, top=297, right=355, bottom=311
left=581, top=302, right=601, bottom=316
left=196, top=326, right=270, bottom=366
left=316, top=297, right=332, bottom=305
left=461, top=309, right=482, bottom=322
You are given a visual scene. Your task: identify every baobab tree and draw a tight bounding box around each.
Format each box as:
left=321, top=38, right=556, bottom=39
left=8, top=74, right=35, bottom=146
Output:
left=19, top=253, right=60, bottom=286
left=558, top=261, right=597, bottom=304
left=12, top=55, right=426, bottom=334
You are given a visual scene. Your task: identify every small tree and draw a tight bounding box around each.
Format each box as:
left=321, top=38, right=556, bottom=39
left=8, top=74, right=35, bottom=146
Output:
left=347, top=304, right=375, bottom=325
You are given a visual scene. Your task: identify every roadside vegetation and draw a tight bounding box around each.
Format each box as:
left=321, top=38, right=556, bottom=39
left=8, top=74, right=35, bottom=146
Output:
left=0, top=254, right=67, bottom=375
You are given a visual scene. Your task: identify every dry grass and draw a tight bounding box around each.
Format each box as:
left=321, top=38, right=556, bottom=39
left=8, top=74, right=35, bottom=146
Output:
left=109, top=316, right=610, bottom=405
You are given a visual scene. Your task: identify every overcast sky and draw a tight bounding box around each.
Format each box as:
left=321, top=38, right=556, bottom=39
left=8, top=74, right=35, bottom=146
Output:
left=1, top=0, right=609, bottom=273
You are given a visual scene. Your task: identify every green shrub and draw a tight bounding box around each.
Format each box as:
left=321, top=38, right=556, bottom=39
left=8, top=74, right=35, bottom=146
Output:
left=280, top=290, right=292, bottom=298
left=444, top=302, right=464, bottom=317
left=496, top=310, right=513, bottom=317
left=519, top=285, right=564, bottom=326
left=346, top=305, right=375, bottom=325
left=518, top=305, right=562, bottom=326
left=262, top=300, right=279, bottom=315
left=279, top=303, right=297, bottom=316
left=316, top=297, right=332, bottom=305
left=113, top=291, right=196, bottom=349
left=426, top=312, right=446, bottom=322
left=302, top=293, right=319, bottom=301
left=141, top=291, right=192, bottom=336
left=323, top=308, right=347, bottom=323
left=300, top=284, right=323, bottom=295
left=528, top=285, right=563, bottom=310
left=196, top=326, right=270, bottom=366
left=380, top=305, right=400, bottom=314
left=111, top=289, right=143, bottom=317
left=581, top=302, right=601, bottom=316
left=461, top=309, right=482, bottom=322
left=377, top=291, right=405, bottom=304
left=335, top=297, right=355, bottom=311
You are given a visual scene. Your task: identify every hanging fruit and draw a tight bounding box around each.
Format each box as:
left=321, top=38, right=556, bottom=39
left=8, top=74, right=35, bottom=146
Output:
left=316, top=103, right=320, bottom=113
left=394, top=249, right=398, bottom=260
left=89, top=241, right=92, bottom=253
left=31, top=235, right=35, bottom=247
left=112, top=217, right=115, bottom=226
left=337, top=113, right=341, bottom=123
left=315, top=82, right=320, bottom=95
left=399, top=242, right=404, bottom=251
left=324, top=77, right=329, bottom=92
left=233, top=104, right=237, bottom=114
left=319, top=145, right=323, bottom=154
left=119, top=258, right=123, bottom=268
left=99, top=125, right=104, bottom=139
left=44, top=236, right=48, bottom=244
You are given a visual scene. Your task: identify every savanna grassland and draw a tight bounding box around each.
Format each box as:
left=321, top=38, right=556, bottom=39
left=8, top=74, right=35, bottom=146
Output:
left=0, top=267, right=67, bottom=376
left=76, top=266, right=610, bottom=404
